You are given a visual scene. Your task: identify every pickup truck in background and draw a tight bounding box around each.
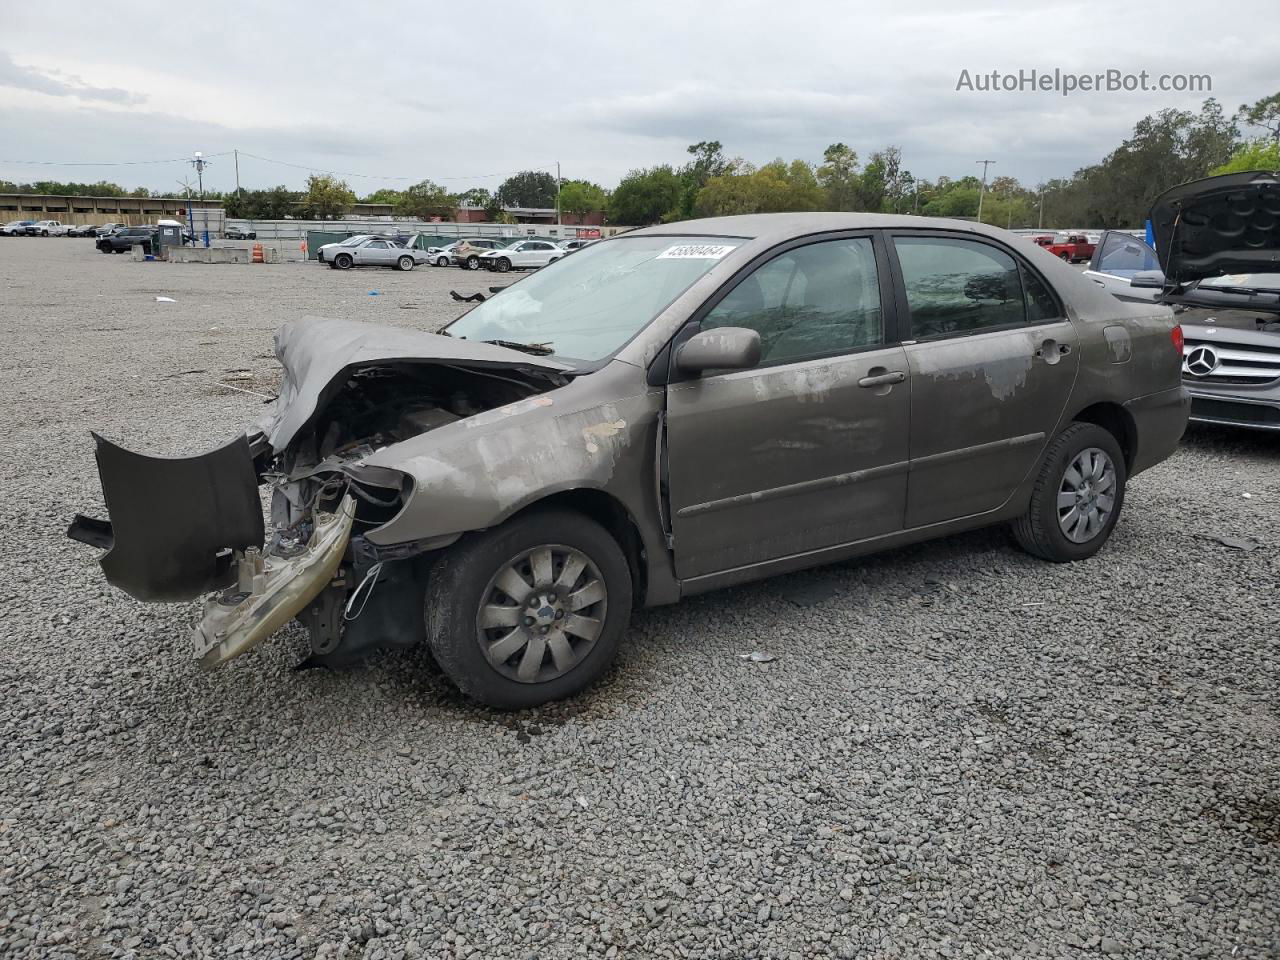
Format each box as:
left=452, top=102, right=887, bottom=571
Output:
left=23, top=220, right=72, bottom=237
left=1033, top=233, right=1096, bottom=263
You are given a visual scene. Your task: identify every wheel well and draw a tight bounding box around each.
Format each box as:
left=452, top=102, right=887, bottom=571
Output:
left=511, top=489, right=647, bottom=606
left=1072, top=403, right=1136, bottom=471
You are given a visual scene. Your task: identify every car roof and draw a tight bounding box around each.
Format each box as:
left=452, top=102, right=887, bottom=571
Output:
left=625, top=212, right=1029, bottom=244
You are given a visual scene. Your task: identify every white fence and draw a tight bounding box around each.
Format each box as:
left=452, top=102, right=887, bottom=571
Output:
left=225, top=218, right=619, bottom=242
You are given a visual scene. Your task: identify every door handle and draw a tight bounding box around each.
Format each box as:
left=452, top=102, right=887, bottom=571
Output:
left=1035, top=341, right=1072, bottom=360
left=857, top=370, right=906, bottom=388
left=1090, top=277, right=1106, bottom=286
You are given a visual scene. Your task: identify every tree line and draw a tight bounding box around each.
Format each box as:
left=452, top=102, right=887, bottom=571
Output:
left=5, top=92, right=1275, bottom=227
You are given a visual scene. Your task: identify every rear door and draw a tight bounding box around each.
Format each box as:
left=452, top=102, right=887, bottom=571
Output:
left=887, top=232, right=1081, bottom=528
left=665, top=233, right=911, bottom=579
left=1083, top=231, right=1162, bottom=302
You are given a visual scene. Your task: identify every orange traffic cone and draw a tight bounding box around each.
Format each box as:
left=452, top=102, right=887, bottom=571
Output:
left=252, top=242, right=264, bottom=263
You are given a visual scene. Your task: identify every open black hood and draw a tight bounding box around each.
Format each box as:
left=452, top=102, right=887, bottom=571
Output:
left=1149, top=171, right=1280, bottom=285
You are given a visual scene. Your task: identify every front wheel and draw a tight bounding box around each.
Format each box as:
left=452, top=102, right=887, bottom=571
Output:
left=494, top=257, right=511, bottom=273
left=425, top=509, right=632, bottom=709
left=334, top=253, right=353, bottom=270
left=1012, top=422, right=1126, bottom=562
left=397, top=255, right=415, bottom=271
left=436, top=255, right=449, bottom=267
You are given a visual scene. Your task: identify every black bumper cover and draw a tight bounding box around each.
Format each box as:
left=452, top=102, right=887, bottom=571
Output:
left=67, top=433, right=264, bottom=602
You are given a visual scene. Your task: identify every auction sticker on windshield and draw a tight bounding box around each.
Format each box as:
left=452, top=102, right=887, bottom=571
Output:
left=657, top=243, right=736, bottom=260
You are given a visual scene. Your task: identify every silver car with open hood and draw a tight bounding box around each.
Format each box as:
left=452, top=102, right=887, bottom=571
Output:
left=1084, top=171, right=1280, bottom=430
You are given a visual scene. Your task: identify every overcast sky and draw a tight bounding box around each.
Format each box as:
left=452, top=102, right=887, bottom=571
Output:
left=1, top=1, right=1272, bottom=197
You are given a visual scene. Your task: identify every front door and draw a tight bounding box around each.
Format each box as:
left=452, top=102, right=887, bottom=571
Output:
left=665, top=235, right=911, bottom=580
left=1082, top=231, right=1163, bottom=302
left=887, top=232, right=1081, bottom=528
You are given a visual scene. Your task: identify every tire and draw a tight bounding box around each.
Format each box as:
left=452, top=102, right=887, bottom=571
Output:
left=425, top=508, right=633, bottom=709
left=397, top=255, right=415, bottom=271
left=334, top=253, right=353, bottom=270
left=1012, top=422, right=1126, bottom=562
left=494, top=257, right=511, bottom=273
left=436, top=256, right=449, bottom=267
left=465, top=255, right=481, bottom=270
left=1058, top=251, right=1070, bottom=261
left=548, top=256, right=559, bottom=264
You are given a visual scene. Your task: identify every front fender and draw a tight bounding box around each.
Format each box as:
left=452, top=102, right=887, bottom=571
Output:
left=360, top=389, right=658, bottom=546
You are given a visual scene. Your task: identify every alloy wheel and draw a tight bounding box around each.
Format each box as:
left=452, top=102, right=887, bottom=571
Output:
left=1057, top=447, right=1116, bottom=543
left=475, top=544, right=607, bottom=684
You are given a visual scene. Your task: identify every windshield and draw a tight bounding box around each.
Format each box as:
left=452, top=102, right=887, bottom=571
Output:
left=338, top=235, right=373, bottom=246
left=445, top=235, right=744, bottom=363
left=1198, top=273, right=1280, bottom=292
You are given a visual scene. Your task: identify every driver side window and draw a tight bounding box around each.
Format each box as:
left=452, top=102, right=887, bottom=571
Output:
left=1097, top=233, right=1159, bottom=277
left=700, top=237, right=883, bottom=366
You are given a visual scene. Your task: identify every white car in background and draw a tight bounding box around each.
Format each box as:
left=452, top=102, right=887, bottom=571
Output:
left=478, top=239, right=565, bottom=272
left=426, top=241, right=459, bottom=267
left=25, top=220, right=72, bottom=237
left=557, top=238, right=596, bottom=252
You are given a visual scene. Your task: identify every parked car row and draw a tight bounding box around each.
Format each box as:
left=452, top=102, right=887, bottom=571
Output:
left=423, top=236, right=598, bottom=272
left=3, top=220, right=130, bottom=237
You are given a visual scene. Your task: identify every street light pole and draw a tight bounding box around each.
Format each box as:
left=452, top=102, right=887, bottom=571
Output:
left=190, top=152, right=211, bottom=247
left=975, top=159, right=995, bottom=222
left=555, top=160, right=562, bottom=226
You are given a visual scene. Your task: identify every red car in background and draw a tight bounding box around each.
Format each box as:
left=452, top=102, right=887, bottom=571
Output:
left=1033, top=233, right=1096, bottom=263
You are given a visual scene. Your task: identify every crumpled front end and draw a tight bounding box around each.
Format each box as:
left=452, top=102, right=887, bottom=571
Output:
left=67, top=316, right=569, bottom=671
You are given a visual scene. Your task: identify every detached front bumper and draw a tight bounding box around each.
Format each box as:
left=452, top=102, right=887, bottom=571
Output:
left=67, top=433, right=360, bottom=670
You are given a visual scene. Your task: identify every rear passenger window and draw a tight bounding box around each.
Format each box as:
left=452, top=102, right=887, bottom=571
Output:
left=701, top=237, right=883, bottom=366
left=1021, top=266, right=1062, bottom=322
left=894, top=237, right=1026, bottom=338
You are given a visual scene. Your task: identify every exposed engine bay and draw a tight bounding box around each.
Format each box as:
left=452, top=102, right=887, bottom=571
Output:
left=69, top=317, right=571, bottom=671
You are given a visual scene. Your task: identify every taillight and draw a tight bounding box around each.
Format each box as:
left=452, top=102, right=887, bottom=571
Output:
left=1171, top=324, right=1184, bottom=353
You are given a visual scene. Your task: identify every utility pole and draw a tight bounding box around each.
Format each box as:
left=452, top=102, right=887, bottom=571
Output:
left=189, top=152, right=211, bottom=247
left=975, top=159, right=995, bottom=223
left=555, top=161, right=561, bottom=226
left=1037, top=187, right=1046, bottom=229
left=234, top=149, right=241, bottom=196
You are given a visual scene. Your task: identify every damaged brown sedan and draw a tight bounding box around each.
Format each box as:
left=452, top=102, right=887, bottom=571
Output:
left=69, top=214, right=1190, bottom=708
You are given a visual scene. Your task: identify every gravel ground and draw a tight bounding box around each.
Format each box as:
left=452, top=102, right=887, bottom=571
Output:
left=2, top=238, right=1278, bottom=960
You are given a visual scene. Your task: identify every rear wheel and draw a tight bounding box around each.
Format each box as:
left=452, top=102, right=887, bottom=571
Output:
left=1012, top=422, right=1126, bottom=562
left=425, top=509, right=632, bottom=709
left=465, top=255, right=481, bottom=270
left=334, top=253, right=353, bottom=270
left=397, top=255, right=415, bottom=271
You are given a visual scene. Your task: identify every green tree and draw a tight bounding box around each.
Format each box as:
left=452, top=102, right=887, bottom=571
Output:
left=395, top=179, right=457, bottom=220
left=497, top=170, right=557, bottom=208
left=360, top=188, right=403, bottom=205
left=1237, top=92, right=1280, bottom=147
left=301, top=174, right=355, bottom=220
left=224, top=185, right=299, bottom=219
left=458, top=187, right=492, bottom=207
left=694, top=159, right=824, bottom=216
left=817, top=143, right=859, bottom=210
left=607, top=165, right=682, bottom=225
left=1212, top=139, right=1280, bottom=174
left=557, top=179, right=607, bottom=218
left=674, top=140, right=732, bottom=219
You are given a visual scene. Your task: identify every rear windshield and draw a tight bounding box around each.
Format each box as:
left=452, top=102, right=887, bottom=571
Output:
left=445, top=235, right=744, bottom=363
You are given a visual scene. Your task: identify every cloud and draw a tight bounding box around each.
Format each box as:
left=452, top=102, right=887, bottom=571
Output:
left=0, top=50, right=143, bottom=105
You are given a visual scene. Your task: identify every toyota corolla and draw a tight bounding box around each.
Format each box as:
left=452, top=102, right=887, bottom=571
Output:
left=69, top=213, right=1189, bottom=708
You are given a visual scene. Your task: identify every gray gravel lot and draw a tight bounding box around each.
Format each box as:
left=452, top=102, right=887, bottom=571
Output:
left=1, top=238, right=1278, bottom=959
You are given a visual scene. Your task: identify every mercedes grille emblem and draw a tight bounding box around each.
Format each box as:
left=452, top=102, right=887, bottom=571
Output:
left=1185, top=345, right=1220, bottom=377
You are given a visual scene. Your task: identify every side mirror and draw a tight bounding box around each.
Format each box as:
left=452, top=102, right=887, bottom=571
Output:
left=1129, top=270, right=1165, bottom=289
left=675, top=327, right=762, bottom=375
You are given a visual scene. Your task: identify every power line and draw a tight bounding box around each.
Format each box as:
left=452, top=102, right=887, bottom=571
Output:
left=0, top=153, right=232, bottom=167
left=234, top=150, right=558, bottom=183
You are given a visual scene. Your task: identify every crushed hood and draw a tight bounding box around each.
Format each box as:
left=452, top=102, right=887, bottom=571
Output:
left=259, top=317, right=571, bottom=452
left=1150, top=171, right=1280, bottom=285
